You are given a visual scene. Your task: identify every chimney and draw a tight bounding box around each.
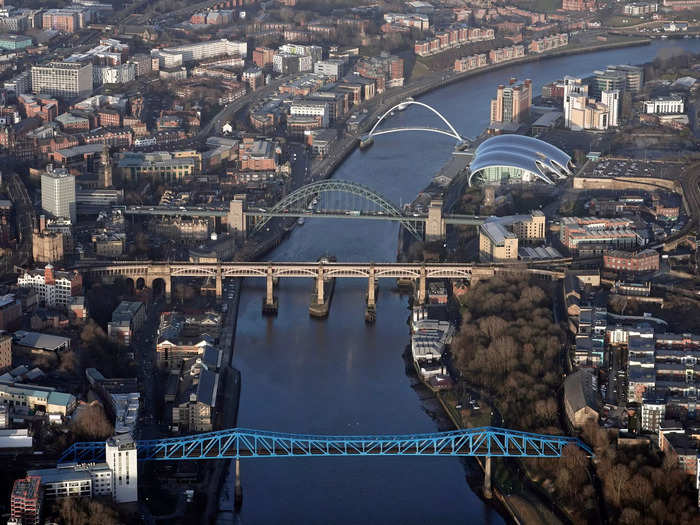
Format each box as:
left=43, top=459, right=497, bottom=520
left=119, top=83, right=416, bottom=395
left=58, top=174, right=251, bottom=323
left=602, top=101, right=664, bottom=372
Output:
left=39, top=215, right=45, bottom=233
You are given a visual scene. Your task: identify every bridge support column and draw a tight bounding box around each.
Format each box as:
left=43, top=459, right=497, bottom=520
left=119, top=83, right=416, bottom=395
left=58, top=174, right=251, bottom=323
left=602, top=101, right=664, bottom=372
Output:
left=417, top=266, right=427, bottom=305
left=484, top=456, right=492, bottom=499
left=367, top=269, right=376, bottom=308
left=425, top=199, right=446, bottom=243
left=365, top=266, right=376, bottom=324
left=316, top=267, right=325, bottom=305
left=164, top=276, right=171, bottom=302
left=234, top=458, right=243, bottom=510
left=215, top=266, right=222, bottom=301
left=262, top=266, right=278, bottom=315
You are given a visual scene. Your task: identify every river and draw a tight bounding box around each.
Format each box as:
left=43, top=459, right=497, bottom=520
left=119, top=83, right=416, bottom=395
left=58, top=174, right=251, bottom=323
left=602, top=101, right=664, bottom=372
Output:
left=230, top=39, right=700, bottom=524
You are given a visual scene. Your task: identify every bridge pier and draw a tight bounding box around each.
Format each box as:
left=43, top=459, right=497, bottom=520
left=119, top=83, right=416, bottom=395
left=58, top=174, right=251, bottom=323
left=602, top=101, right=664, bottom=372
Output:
left=484, top=456, right=492, bottom=499
left=365, top=266, right=376, bottom=324
left=316, top=268, right=325, bottom=305
left=262, top=266, right=278, bottom=315
left=425, top=199, right=446, bottom=242
left=417, top=266, right=427, bottom=305
left=215, top=266, right=222, bottom=301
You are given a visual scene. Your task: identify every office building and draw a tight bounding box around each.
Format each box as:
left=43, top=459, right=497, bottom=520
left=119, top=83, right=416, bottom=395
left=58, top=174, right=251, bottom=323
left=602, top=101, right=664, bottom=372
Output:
left=41, top=167, right=76, bottom=223
left=591, top=65, right=643, bottom=97
left=0, top=296, right=21, bottom=331
left=479, top=222, right=518, bottom=261
left=643, top=95, right=684, bottom=114
left=27, top=463, right=113, bottom=500
left=0, top=333, right=10, bottom=371
left=560, top=217, right=641, bottom=253
left=31, top=62, right=93, bottom=99
left=490, top=78, right=532, bottom=126
left=624, top=2, right=658, bottom=14
left=17, top=265, right=83, bottom=309
left=108, top=301, right=145, bottom=345
left=10, top=476, right=42, bottom=525
left=603, top=249, right=659, bottom=273
left=106, top=433, right=138, bottom=503
left=563, top=77, right=614, bottom=131
left=0, top=34, right=32, bottom=51
left=289, top=100, right=329, bottom=127
left=0, top=382, right=76, bottom=416
left=32, top=229, right=63, bottom=264
left=116, top=150, right=201, bottom=182
left=152, top=39, right=247, bottom=68
left=314, top=59, right=345, bottom=80
left=172, top=368, right=219, bottom=432
left=4, top=71, right=31, bottom=95
left=601, top=89, right=620, bottom=127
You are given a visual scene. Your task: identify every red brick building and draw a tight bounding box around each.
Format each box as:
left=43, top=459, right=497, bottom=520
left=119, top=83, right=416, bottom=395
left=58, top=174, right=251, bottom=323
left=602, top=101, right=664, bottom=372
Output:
left=11, top=476, right=42, bottom=525
left=253, top=47, right=275, bottom=68
left=603, top=249, right=659, bottom=273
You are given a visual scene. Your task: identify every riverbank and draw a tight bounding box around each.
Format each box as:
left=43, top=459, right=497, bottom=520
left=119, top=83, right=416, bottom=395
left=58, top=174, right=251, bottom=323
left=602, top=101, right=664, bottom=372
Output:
left=306, top=36, right=651, bottom=184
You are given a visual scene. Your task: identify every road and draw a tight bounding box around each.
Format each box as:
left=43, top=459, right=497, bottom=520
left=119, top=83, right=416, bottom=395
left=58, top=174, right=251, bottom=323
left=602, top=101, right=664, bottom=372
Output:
left=5, top=172, right=34, bottom=267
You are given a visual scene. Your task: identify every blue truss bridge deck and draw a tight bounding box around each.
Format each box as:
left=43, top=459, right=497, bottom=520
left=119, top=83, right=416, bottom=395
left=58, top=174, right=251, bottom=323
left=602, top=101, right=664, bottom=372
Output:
left=59, top=427, right=592, bottom=463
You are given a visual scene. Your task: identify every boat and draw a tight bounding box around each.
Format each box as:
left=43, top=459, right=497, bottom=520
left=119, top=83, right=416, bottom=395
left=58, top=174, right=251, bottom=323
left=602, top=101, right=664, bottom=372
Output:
left=397, top=97, right=414, bottom=111
left=359, top=135, right=374, bottom=150
left=297, top=217, right=305, bottom=226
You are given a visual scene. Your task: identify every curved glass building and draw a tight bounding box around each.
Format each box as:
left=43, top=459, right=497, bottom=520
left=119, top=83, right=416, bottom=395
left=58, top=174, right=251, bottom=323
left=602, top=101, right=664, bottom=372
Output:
left=468, top=135, right=574, bottom=186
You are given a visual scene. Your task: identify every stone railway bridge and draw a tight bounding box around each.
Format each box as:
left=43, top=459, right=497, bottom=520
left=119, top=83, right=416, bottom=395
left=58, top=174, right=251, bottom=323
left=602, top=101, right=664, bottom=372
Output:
left=76, top=260, right=568, bottom=309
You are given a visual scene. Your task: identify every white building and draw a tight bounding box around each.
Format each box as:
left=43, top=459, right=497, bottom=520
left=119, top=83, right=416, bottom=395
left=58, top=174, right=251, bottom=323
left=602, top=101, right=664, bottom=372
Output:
left=106, top=433, right=138, bottom=503
left=41, top=166, right=76, bottom=223
left=31, top=62, right=93, bottom=99
left=314, top=59, right=344, bottom=79
left=601, top=89, right=620, bottom=127
left=152, top=39, right=247, bottom=68
left=27, top=463, right=113, bottom=499
left=643, top=95, right=684, bottom=114
left=563, top=76, right=588, bottom=129
left=94, top=63, right=136, bottom=85
left=17, top=265, right=82, bottom=309
left=289, top=100, right=329, bottom=127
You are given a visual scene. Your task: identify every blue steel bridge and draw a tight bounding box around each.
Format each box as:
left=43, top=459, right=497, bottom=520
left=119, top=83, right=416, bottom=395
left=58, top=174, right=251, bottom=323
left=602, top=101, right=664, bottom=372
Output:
left=59, top=427, right=592, bottom=463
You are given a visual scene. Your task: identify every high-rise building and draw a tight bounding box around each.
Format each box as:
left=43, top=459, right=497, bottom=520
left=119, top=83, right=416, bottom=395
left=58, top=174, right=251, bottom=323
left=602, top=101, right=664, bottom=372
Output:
left=106, top=433, right=138, bottom=503
left=490, top=78, right=532, bottom=125
left=563, top=76, right=588, bottom=128
left=31, top=62, right=93, bottom=99
left=41, top=167, right=76, bottom=223
left=591, top=65, right=643, bottom=97
left=601, top=89, right=620, bottom=127
left=10, top=476, right=42, bottom=525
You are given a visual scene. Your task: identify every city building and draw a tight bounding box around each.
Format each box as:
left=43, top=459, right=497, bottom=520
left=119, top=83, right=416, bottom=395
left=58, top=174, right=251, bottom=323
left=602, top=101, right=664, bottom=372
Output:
left=0, top=333, right=10, bottom=371
left=107, top=301, right=145, bottom=345
left=453, top=54, right=488, bottom=73
left=12, top=330, right=71, bottom=354
left=238, top=137, right=279, bottom=171
left=563, top=78, right=614, bottom=131
left=27, top=463, right=113, bottom=500
left=562, top=0, right=596, bottom=10
left=591, top=65, right=644, bottom=97
left=563, top=369, right=601, bottom=429
left=601, top=90, right=620, bottom=127
left=560, top=217, right=641, bottom=254
left=116, top=150, right=201, bottom=182
left=489, top=78, right=532, bottom=127
left=0, top=34, right=32, bottom=51
left=41, top=166, right=76, bottom=223
left=528, top=33, right=568, bottom=54
left=624, top=2, right=658, bottom=14
left=0, top=382, right=76, bottom=416
left=479, top=221, right=518, bottom=261
left=172, top=368, right=219, bottom=432
left=468, top=135, right=573, bottom=186
left=478, top=212, right=546, bottom=262
left=17, top=265, right=82, bottom=309
left=31, top=62, right=93, bottom=99
left=643, top=95, right=684, bottom=114
left=86, top=369, right=139, bottom=435
left=0, top=296, right=21, bottom=331
left=105, top=433, right=138, bottom=503
left=10, top=476, right=42, bottom=525
left=289, top=100, right=329, bottom=127
left=603, top=249, right=660, bottom=273
left=253, top=46, right=275, bottom=68
left=151, top=40, right=247, bottom=68
left=242, top=66, right=263, bottom=91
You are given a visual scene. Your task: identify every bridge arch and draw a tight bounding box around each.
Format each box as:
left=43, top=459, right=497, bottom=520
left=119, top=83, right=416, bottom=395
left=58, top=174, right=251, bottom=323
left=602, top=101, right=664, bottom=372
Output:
left=368, top=100, right=464, bottom=142
left=250, top=180, right=423, bottom=241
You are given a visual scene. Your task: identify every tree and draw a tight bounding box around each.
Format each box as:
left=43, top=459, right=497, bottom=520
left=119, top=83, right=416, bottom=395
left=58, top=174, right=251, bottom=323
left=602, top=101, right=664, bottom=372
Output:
left=54, top=497, right=121, bottom=525
left=71, top=402, right=114, bottom=440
